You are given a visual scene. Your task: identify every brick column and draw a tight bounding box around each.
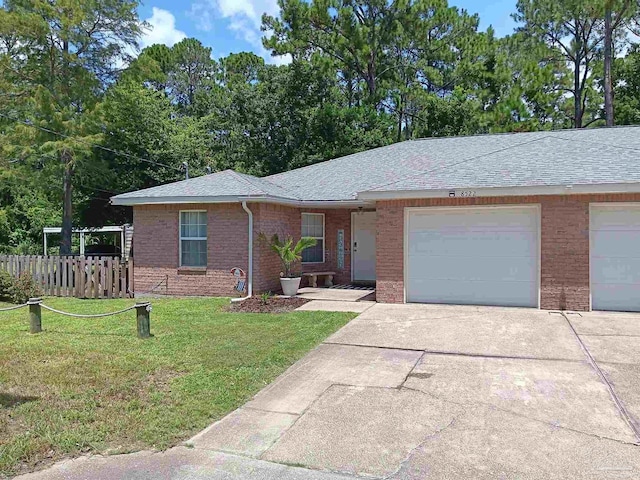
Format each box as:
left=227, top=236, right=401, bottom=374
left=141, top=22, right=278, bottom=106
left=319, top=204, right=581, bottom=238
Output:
left=539, top=197, right=590, bottom=311
left=376, top=201, right=405, bottom=303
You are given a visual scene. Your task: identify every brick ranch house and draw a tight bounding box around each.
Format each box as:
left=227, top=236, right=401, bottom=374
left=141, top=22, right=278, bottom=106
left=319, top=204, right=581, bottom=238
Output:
left=111, top=127, right=640, bottom=312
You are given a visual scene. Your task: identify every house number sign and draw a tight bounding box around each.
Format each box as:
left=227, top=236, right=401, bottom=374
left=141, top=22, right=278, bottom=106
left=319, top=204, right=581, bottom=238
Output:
left=337, top=229, right=345, bottom=269
left=449, top=190, right=477, bottom=198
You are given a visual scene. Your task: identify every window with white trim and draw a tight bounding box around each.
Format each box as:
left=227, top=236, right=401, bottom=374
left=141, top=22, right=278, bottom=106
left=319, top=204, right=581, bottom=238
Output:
left=180, top=211, right=207, bottom=267
left=301, top=213, right=324, bottom=263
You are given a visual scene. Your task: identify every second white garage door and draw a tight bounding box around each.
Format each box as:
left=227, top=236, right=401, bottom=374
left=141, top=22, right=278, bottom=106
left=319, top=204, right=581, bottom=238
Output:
left=406, top=206, right=539, bottom=307
left=591, top=204, right=640, bottom=312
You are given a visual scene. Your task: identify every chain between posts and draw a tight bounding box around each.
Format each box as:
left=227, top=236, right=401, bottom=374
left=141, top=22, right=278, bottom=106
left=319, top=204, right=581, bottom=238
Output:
left=0, top=303, right=28, bottom=312
left=1, top=298, right=152, bottom=338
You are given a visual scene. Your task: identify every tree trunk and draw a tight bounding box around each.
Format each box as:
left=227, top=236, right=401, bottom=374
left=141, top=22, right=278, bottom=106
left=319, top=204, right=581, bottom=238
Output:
left=604, top=4, right=615, bottom=126
left=574, top=57, right=584, bottom=128
left=60, top=150, right=73, bottom=255
left=396, top=94, right=404, bottom=143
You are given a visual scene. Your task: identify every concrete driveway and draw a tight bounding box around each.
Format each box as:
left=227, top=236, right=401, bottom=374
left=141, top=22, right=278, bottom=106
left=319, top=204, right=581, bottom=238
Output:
left=20, top=304, right=640, bottom=480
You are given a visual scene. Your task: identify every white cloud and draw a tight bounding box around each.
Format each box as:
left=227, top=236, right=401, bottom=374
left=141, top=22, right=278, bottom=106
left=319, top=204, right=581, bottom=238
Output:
left=216, top=0, right=279, bottom=27
left=141, top=7, right=187, bottom=48
left=187, top=0, right=289, bottom=65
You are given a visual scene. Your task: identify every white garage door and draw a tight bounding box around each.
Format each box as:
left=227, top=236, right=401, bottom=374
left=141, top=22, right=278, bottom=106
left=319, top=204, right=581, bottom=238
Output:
left=406, top=207, right=539, bottom=307
left=591, top=205, right=640, bottom=312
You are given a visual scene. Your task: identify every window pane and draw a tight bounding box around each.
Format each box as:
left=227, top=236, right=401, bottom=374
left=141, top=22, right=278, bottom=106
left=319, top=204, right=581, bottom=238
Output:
left=181, top=239, right=207, bottom=266
left=302, top=240, right=323, bottom=263
left=302, top=214, right=323, bottom=239
left=181, top=211, right=207, bottom=239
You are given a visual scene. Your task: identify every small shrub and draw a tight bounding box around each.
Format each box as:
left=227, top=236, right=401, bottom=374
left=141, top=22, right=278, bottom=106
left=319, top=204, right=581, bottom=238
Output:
left=8, top=273, right=41, bottom=304
left=0, top=270, right=12, bottom=299
left=260, top=291, right=273, bottom=305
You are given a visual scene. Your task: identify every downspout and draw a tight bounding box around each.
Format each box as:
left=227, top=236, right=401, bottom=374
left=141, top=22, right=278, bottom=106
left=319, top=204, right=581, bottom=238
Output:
left=232, top=201, right=253, bottom=302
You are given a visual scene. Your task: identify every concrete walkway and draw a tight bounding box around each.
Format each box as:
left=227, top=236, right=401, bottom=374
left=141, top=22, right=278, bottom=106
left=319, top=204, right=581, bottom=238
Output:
left=295, top=286, right=375, bottom=302
left=295, top=299, right=375, bottom=313
left=17, top=304, right=640, bottom=479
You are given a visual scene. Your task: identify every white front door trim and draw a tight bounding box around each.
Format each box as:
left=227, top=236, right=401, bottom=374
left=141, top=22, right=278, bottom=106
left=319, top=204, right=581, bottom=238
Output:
left=351, top=211, right=377, bottom=282
left=403, top=204, right=541, bottom=307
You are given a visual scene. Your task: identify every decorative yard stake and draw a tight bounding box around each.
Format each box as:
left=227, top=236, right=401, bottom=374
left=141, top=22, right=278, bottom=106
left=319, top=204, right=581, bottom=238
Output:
left=27, top=297, right=42, bottom=334
left=135, top=302, right=152, bottom=339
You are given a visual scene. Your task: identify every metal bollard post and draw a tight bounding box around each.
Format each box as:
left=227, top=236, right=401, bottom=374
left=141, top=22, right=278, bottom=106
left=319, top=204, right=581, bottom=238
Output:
left=135, top=302, right=152, bottom=339
left=27, top=297, right=42, bottom=334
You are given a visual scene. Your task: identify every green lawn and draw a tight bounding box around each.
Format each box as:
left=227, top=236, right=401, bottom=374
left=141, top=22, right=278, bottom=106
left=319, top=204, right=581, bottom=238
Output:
left=0, top=297, right=354, bottom=477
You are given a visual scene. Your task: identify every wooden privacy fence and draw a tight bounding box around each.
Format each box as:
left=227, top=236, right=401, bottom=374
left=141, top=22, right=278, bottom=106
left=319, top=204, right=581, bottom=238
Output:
left=0, top=255, right=134, bottom=299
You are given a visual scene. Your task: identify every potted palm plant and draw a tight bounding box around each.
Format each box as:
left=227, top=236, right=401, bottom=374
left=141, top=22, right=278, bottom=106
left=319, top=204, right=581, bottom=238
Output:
left=269, top=235, right=317, bottom=296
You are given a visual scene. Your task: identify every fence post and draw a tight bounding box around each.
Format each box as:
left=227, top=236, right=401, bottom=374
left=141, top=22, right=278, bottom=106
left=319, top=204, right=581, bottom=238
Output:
left=135, top=302, right=152, bottom=339
left=27, top=297, right=42, bottom=334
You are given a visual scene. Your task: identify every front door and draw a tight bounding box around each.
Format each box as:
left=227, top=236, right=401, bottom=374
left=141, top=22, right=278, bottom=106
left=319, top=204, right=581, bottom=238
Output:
left=352, top=211, right=376, bottom=282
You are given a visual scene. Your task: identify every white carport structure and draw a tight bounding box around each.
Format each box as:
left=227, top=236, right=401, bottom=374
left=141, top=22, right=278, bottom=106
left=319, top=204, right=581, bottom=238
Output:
left=43, top=225, right=132, bottom=258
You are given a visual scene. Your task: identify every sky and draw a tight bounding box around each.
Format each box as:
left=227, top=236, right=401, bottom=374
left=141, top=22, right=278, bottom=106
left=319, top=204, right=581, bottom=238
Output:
left=137, top=0, right=518, bottom=64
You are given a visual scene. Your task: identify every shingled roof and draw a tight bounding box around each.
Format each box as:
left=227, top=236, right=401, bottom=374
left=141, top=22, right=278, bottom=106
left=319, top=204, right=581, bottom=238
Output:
left=111, top=126, right=640, bottom=206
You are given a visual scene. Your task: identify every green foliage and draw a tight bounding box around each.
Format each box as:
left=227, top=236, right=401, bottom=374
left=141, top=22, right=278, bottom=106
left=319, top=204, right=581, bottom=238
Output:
left=7, top=273, right=40, bottom=304
left=0, top=271, right=12, bottom=300
left=268, top=235, right=317, bottom=278
left=260, top=291, right=274, bottom=305
left=615, top=45, right=640, bottom=125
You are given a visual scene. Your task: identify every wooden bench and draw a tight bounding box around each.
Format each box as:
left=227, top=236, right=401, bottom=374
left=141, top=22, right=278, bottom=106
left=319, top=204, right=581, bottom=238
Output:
left=303, top=271, right=335, bottom=288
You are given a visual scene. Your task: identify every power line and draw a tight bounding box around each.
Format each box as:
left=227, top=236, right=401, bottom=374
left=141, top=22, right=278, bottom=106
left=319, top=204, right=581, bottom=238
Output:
left=0, top=112, right=183, bottom=173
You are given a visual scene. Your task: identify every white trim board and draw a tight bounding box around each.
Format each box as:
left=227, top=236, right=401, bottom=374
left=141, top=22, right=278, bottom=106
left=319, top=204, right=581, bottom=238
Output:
left=112, top=195, right=371, bottom=208
left=359, top=182, right=640, bottom=201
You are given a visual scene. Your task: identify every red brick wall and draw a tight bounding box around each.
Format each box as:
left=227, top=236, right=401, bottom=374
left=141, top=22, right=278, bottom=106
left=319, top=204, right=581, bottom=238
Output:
left=252, top=203, right=301, bottom=293
left=132, top=203, right=248, bottom=297
left=252, top=205, right=359, bottom=292
left=376, top=194, right=640, bottom=311
left=299, top=209, right=370, bottom=286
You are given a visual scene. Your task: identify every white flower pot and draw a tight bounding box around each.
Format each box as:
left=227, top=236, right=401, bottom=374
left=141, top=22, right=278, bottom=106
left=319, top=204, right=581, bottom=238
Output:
left=280, top=277, right=301, bottom=297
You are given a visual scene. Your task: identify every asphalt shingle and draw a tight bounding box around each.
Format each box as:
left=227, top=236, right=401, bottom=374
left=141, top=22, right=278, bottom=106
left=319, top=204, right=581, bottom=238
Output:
left=112, top=126, right=640, bottom=204
left=114, top=169, right=298, bottom=200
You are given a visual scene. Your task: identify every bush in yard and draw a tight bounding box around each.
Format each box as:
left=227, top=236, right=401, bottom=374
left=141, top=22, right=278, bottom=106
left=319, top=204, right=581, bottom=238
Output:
left=0, top=271, right=12, bottom=300
left=8, top=273, right=41, bottom=304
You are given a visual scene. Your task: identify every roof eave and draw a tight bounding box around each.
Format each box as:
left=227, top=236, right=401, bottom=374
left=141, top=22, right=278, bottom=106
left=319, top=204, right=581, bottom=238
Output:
left=110, top=194, right=372, bottom=208
left=357, top=182, right=640, bottom=201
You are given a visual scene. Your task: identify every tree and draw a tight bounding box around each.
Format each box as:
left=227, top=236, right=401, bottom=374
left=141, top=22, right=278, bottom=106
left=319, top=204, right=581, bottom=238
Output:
left=264, top=0, right=413, bottom=107
left=603, top=0, right=636, bottom=126
left=514, top=0, right=603, bottom=128
left=168, top=38, right=218, bottom=116
left=613, top=45, right=640, bottom=124
left=0, top=0, right=142, bottom=253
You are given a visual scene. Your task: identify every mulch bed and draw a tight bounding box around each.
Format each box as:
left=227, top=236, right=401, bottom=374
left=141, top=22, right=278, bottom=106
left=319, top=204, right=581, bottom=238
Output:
left=227, top=296, right=310, bottom=313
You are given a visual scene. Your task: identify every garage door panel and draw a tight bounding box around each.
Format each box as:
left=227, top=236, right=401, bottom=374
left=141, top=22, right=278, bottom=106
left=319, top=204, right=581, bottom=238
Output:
left=591, top=230, right=640, bottom=256
left=591, top=207, right=640, bottom=230
left=408, top=231, right=536, bottom=257
left=410, top=210, right=538, bottom=230
left=407, top=279, right=538, bottom=307
left=407, top=255, right=537, bottom=282
left=590, top=284, right=640, bottom=312
left=591, top=205, right=640, bottom=312
left=591, top=257, right=640, bottom=284
left=406, top=207, right=539, bottom=307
